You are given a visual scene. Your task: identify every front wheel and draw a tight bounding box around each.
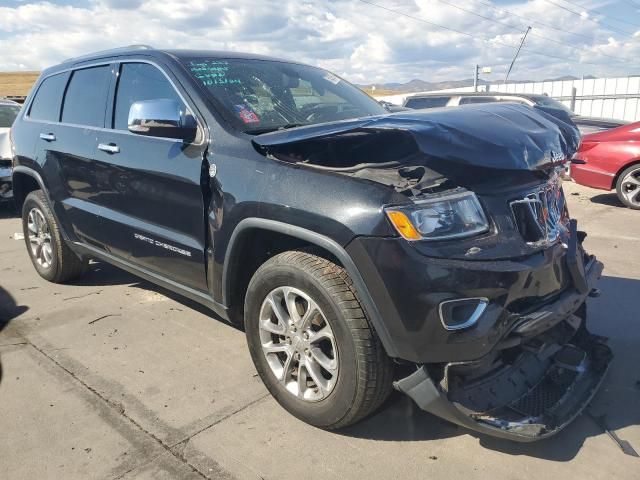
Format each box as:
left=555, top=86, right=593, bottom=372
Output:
left=615, top=164, right=640, bottom=210
left=244, top=250, right=393, bottom=429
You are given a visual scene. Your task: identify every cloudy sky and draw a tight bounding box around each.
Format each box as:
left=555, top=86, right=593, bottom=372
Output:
left=0, top=0, right=639, bottom=84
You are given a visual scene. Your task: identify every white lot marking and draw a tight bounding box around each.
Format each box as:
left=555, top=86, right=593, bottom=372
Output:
left=12, top=232, right=24, bottom=240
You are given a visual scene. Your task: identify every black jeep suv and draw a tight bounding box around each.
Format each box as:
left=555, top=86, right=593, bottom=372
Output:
left=11, top=46, right=611, bottom=441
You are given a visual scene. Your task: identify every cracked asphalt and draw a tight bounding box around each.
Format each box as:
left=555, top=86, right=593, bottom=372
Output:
left=1, top=182, right=639, bottom=480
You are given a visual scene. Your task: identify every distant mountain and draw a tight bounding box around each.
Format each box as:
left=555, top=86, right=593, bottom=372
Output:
left=358, top=75, right=597, bottom=94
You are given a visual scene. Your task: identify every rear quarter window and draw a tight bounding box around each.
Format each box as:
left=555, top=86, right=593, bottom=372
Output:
left=62, top=65, right=112, bottom=127
left=28, top=73, right=68, bottom=122
left=405, top=97, right=450, bottom=109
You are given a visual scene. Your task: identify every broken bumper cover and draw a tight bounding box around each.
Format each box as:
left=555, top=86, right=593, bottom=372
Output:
left=394, top=244, right=612, bottom=441
left=395, top=330, right=611, bottom=442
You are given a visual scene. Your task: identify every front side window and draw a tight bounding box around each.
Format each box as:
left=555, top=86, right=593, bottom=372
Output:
left=0, top=104, right=21, bottom=128
left=28, top=73, right=67, bottom=122
left=62, top=65, right=111, bottom=127
left=113, top=63, right=186, bottom=131
left=182, top=58, right=386, bottom=133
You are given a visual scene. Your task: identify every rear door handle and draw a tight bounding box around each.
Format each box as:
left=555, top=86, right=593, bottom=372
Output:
left=39, top=133, right=56, bottom=142
left=98, top=143, right=120, bottom=154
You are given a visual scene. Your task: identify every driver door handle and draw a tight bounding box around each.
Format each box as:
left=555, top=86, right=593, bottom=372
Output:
left=39, top=133, right=56, bottom=142
left=98, top=143, right=120, bottom=154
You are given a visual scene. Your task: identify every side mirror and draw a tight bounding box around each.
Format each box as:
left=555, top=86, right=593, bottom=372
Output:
left=128, top=99, right=197, bottom=141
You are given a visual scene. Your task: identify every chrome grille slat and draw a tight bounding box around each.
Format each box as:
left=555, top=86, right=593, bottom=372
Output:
left=511, top=180, right=566, bottom=246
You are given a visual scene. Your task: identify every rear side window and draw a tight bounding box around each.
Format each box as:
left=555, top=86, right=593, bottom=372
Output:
left=113, top=63, right=185, bottom=130
left=405, top=97, right=450, bottom=109
left=459, top=96, right=498, bottom=105
left=62, top=66, right=112, bottom=127
left=28, top=73, right=67, bottom=122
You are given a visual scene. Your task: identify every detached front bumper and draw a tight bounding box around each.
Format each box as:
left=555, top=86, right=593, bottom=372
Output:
left=395, top=322, right=611, bottom=441
left=393, top=249, right=612, bottom=441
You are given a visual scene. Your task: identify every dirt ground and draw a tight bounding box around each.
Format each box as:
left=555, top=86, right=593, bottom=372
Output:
left=0, top=181, right=638, bottom=479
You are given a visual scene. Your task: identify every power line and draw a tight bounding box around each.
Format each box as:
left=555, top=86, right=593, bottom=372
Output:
left=543, top=0, right=636, bottom=36
left=432, top=0, right=627, bottom=62
left=559, top=0, right=640, bottom=28
left=468, top=0, right=596, bottom=42
left=357, top=0, right=629, bottom=66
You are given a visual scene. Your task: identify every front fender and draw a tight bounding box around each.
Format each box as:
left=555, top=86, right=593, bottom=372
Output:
left=221, top=217, right=400, bottom=358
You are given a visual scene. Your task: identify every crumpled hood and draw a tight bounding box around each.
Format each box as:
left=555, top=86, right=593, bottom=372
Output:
left=253, top=103, right=580, bottom=171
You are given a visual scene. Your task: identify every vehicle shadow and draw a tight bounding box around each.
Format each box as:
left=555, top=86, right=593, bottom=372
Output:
left=590, top=192, right=625, bottom=208
left=339, top=275, right=640, bottom=461
left=70, top=260, right=239, bottom=330
left=0, top=284, right=29, bottom=385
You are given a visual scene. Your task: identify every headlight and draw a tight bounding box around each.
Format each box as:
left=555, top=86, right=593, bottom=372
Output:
left=385, top=190, right=489, bottom=241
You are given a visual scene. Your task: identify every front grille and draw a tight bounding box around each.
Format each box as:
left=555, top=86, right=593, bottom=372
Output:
left=510, top=366, right=577, bottom=416
left=510, top=180, right=568, bottom=246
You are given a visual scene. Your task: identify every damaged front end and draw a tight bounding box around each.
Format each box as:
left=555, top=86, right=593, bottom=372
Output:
left=253, top=103, right=611, bottom=441
left=395, top=246, right=612, bottom=441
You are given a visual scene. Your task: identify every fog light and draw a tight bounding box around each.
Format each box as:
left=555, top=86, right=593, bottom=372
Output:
left=438, top=297, right=488, bottom=331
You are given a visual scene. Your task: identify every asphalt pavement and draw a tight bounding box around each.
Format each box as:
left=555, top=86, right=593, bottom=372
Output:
left=0, top=181, right=638, bottom=479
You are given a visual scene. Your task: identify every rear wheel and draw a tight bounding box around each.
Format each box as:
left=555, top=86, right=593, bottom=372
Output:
left=21, top=190, right=87, bottom=282
left=244, top=250, right=393, bottom=429
left=615, top=164, right=640, bottom=210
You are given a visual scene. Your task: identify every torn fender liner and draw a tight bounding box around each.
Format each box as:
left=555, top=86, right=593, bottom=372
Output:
left=252, top=103, right=581, bottom=171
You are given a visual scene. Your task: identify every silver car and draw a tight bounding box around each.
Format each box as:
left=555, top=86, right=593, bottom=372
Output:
left=0, top=99, right=21, bottom=201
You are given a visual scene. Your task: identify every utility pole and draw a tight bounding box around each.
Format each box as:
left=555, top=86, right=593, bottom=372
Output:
left=474, top=64, right=479, bottom=92
left=504, top=26, right=531, bottom=84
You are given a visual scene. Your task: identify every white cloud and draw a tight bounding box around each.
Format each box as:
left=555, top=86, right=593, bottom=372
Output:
left=0, top=0, right=637, bottom=84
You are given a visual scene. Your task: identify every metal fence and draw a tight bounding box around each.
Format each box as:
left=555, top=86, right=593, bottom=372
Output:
left=376, top=76, right=640, bottom=122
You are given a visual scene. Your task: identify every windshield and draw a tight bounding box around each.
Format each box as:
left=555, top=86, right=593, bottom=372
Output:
left=0, top=104, right=20, bottom=128
left=531, top=96, right=574, bottom=115
left=182, top=58, right=386, bottom=134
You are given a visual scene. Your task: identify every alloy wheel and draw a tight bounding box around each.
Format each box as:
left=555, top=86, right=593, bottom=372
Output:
left=620, top=167, right=640, bottom=207
left=258, top=286, right=339, bottom=402
left=27, top=207, right=53, bottom=269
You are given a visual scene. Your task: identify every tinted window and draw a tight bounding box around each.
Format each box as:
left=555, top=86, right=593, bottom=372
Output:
left=62, top=66, right=111, bottom=127
left=113, top=63, right=185, bottom=130
left=0, top=104, right=21, bottom=128
left=182, top=58, right=386, bottom=133
left=459, top=96, right=499, bottom=105
left=528, top=95, right=573, bottom=114
left=405, top=97, right=450, bottom=109
left=28, top=73, right=67, bottom=122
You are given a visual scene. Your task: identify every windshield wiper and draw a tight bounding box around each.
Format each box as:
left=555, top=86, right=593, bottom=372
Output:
left=247, top=123, right=311, bottom=135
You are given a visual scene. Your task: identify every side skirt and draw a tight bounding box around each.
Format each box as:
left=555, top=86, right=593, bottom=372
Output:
left=71, top=242, right=230, bottom=322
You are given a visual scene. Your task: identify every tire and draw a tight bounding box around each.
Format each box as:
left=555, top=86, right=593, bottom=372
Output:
left=22, top=190, right=87, bottom=283
left=615, top=164, right=640, bottom=210
left=244, top=250, right=393, bottom=429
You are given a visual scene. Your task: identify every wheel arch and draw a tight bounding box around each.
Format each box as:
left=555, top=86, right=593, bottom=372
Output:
left=222, top=218, right=398, bottom=358
left=613, top=158, right=640, bottom=189
left=12, top=166, right=47, bottom=211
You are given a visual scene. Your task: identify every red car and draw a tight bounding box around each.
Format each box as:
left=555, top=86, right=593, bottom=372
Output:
left=571, top=121, right=640, bottom=209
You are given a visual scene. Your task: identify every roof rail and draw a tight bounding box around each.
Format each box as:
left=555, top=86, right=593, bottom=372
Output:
left=64, top=45, right=154, bottom=63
